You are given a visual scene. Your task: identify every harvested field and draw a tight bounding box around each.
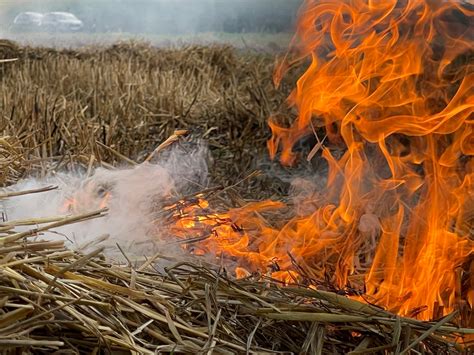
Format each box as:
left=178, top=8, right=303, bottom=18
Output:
left=2, top=32, right=292, bottom=52
left=0, top=0, right=473, bottom=352
left=0, top=41, right=299, bottom=198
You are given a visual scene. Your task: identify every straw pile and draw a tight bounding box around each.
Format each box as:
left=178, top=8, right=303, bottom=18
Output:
left=0, top=185, right=471, bottom=354
left=0, top=41, right=472, bottom=354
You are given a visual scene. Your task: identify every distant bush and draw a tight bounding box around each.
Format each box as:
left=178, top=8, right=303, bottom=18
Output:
left=2, top=0, right=301, bottom=34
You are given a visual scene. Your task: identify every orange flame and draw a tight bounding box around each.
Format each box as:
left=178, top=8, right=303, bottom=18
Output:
left=268, top=0, right=474, bottom=320
left=174, top=0, right=473, bottom=323
left=168, top=196, right=288, bottom=275
left=54, top=0, right=471, bottom=324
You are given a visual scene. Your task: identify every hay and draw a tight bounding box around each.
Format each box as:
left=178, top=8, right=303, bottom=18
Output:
left=0, top=137, right=25, bottom=187
left=0, top=40, right=19, bottom=80
left=0, top=187, right=470, bottom=354
left=0, top=41, right=297, bottom=199
left=0, top=41, right=471, bottom=354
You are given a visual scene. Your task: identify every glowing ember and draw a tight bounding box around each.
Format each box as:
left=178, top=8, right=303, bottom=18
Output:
left=166, top=196, right=286, bottom=275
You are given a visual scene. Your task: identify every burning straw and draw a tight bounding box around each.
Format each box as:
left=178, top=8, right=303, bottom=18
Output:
left=0, top=0, right=472, bottom=352
left=0, top=186, right=471, bottom=354
left=0, top=130, right=468, bottom=352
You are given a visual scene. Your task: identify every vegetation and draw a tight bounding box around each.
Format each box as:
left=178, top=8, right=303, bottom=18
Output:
left=3, top=31, right=292, bottom=51
left=0, top=42, right=299, bottom=196
left=0, top=27, right=471, bottom=355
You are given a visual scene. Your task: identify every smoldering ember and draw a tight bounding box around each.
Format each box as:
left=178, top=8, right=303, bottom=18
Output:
left=0, top=0, right=472, bottom=353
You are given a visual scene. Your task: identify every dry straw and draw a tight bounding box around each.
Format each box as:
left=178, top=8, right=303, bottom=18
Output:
left=0, top=206, right=470, bottom=353
left=0, top=42, right=296, bottom=198
left=0, top=149, right=469, bottom=354
left=0, top=41, right=471, bottom=354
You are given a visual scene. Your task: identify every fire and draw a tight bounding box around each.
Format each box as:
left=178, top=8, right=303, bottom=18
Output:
left=173, top=0, right=474, bottom=323
left=268, top=0, right=474, bottom=321
left=51, top=0, right=471, bottom=324
left=167, top=196, right=287, bottom=275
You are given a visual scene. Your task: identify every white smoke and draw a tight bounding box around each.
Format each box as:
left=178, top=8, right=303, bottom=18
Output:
left=0, top=0, right=299, bottom=48
left=0, top=142, right=210, bottom=261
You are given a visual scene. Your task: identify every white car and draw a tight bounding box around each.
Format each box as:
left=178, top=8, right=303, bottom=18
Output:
left=12, top=12, right=43, bottom=30
left=41, top=12, right=84, bottom=32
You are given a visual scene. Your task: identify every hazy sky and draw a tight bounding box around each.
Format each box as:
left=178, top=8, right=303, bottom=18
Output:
left=1, top=0, right=301, bottom=35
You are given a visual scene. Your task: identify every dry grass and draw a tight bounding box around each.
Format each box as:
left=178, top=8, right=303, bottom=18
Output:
left=0, top=41, right=471, bottom=354
left=0, top=189, right=470, bottom=354
left=4, top=32, right=293, bottom=52
left=0, top=41, right=296, bottom=197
